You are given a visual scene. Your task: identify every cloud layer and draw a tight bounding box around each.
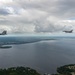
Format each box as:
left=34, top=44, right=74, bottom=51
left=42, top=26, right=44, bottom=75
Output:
left=0, top=0, right=75, bottom=33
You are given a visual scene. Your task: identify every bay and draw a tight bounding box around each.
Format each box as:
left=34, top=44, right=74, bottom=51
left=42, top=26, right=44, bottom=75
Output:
left=0, top=38, right=75, bottom=74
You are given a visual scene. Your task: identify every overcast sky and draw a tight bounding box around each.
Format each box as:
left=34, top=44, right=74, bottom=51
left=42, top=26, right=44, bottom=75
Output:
left=0, top=0, right=75, bottom=33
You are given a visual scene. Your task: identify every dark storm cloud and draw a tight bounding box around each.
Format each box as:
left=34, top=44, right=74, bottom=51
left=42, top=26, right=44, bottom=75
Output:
left=0, top=8, right=10, bottom=15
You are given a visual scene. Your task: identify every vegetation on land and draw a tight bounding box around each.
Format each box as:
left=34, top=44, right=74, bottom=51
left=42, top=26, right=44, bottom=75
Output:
left=0, top=66, right=40, bottom=75
left=0, top=64, right=75, bottom=75
left=45, top=64, right=75, bottom=75
left=54, top=64, right=75, bottom=75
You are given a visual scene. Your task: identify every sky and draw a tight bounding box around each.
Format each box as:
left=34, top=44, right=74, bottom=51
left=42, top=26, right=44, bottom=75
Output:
left=0, top=0, right=75, bottom=33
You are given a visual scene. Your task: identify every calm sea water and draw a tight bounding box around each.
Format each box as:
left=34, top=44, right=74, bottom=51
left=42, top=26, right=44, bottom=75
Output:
left=0, top=38, right=75, bottom=74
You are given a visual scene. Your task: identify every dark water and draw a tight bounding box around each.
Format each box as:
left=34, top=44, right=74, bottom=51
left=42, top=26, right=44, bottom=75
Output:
left=0, top=39, right=75, bottom=74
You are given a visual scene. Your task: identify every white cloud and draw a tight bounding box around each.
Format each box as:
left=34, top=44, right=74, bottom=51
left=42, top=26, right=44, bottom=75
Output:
left=0, top=0, right=75, bottom=33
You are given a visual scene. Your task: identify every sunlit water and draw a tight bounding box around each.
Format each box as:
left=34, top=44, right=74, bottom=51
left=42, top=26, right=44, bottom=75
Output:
left=0, top=35, right=75, bottom=74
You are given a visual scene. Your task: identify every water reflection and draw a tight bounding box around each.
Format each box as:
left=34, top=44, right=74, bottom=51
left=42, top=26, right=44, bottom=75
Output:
left=0, top=39, right=75, bottom=74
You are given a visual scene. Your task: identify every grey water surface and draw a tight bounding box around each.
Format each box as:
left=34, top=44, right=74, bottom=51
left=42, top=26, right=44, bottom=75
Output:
left=0, top=36, right=75, bottom=74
